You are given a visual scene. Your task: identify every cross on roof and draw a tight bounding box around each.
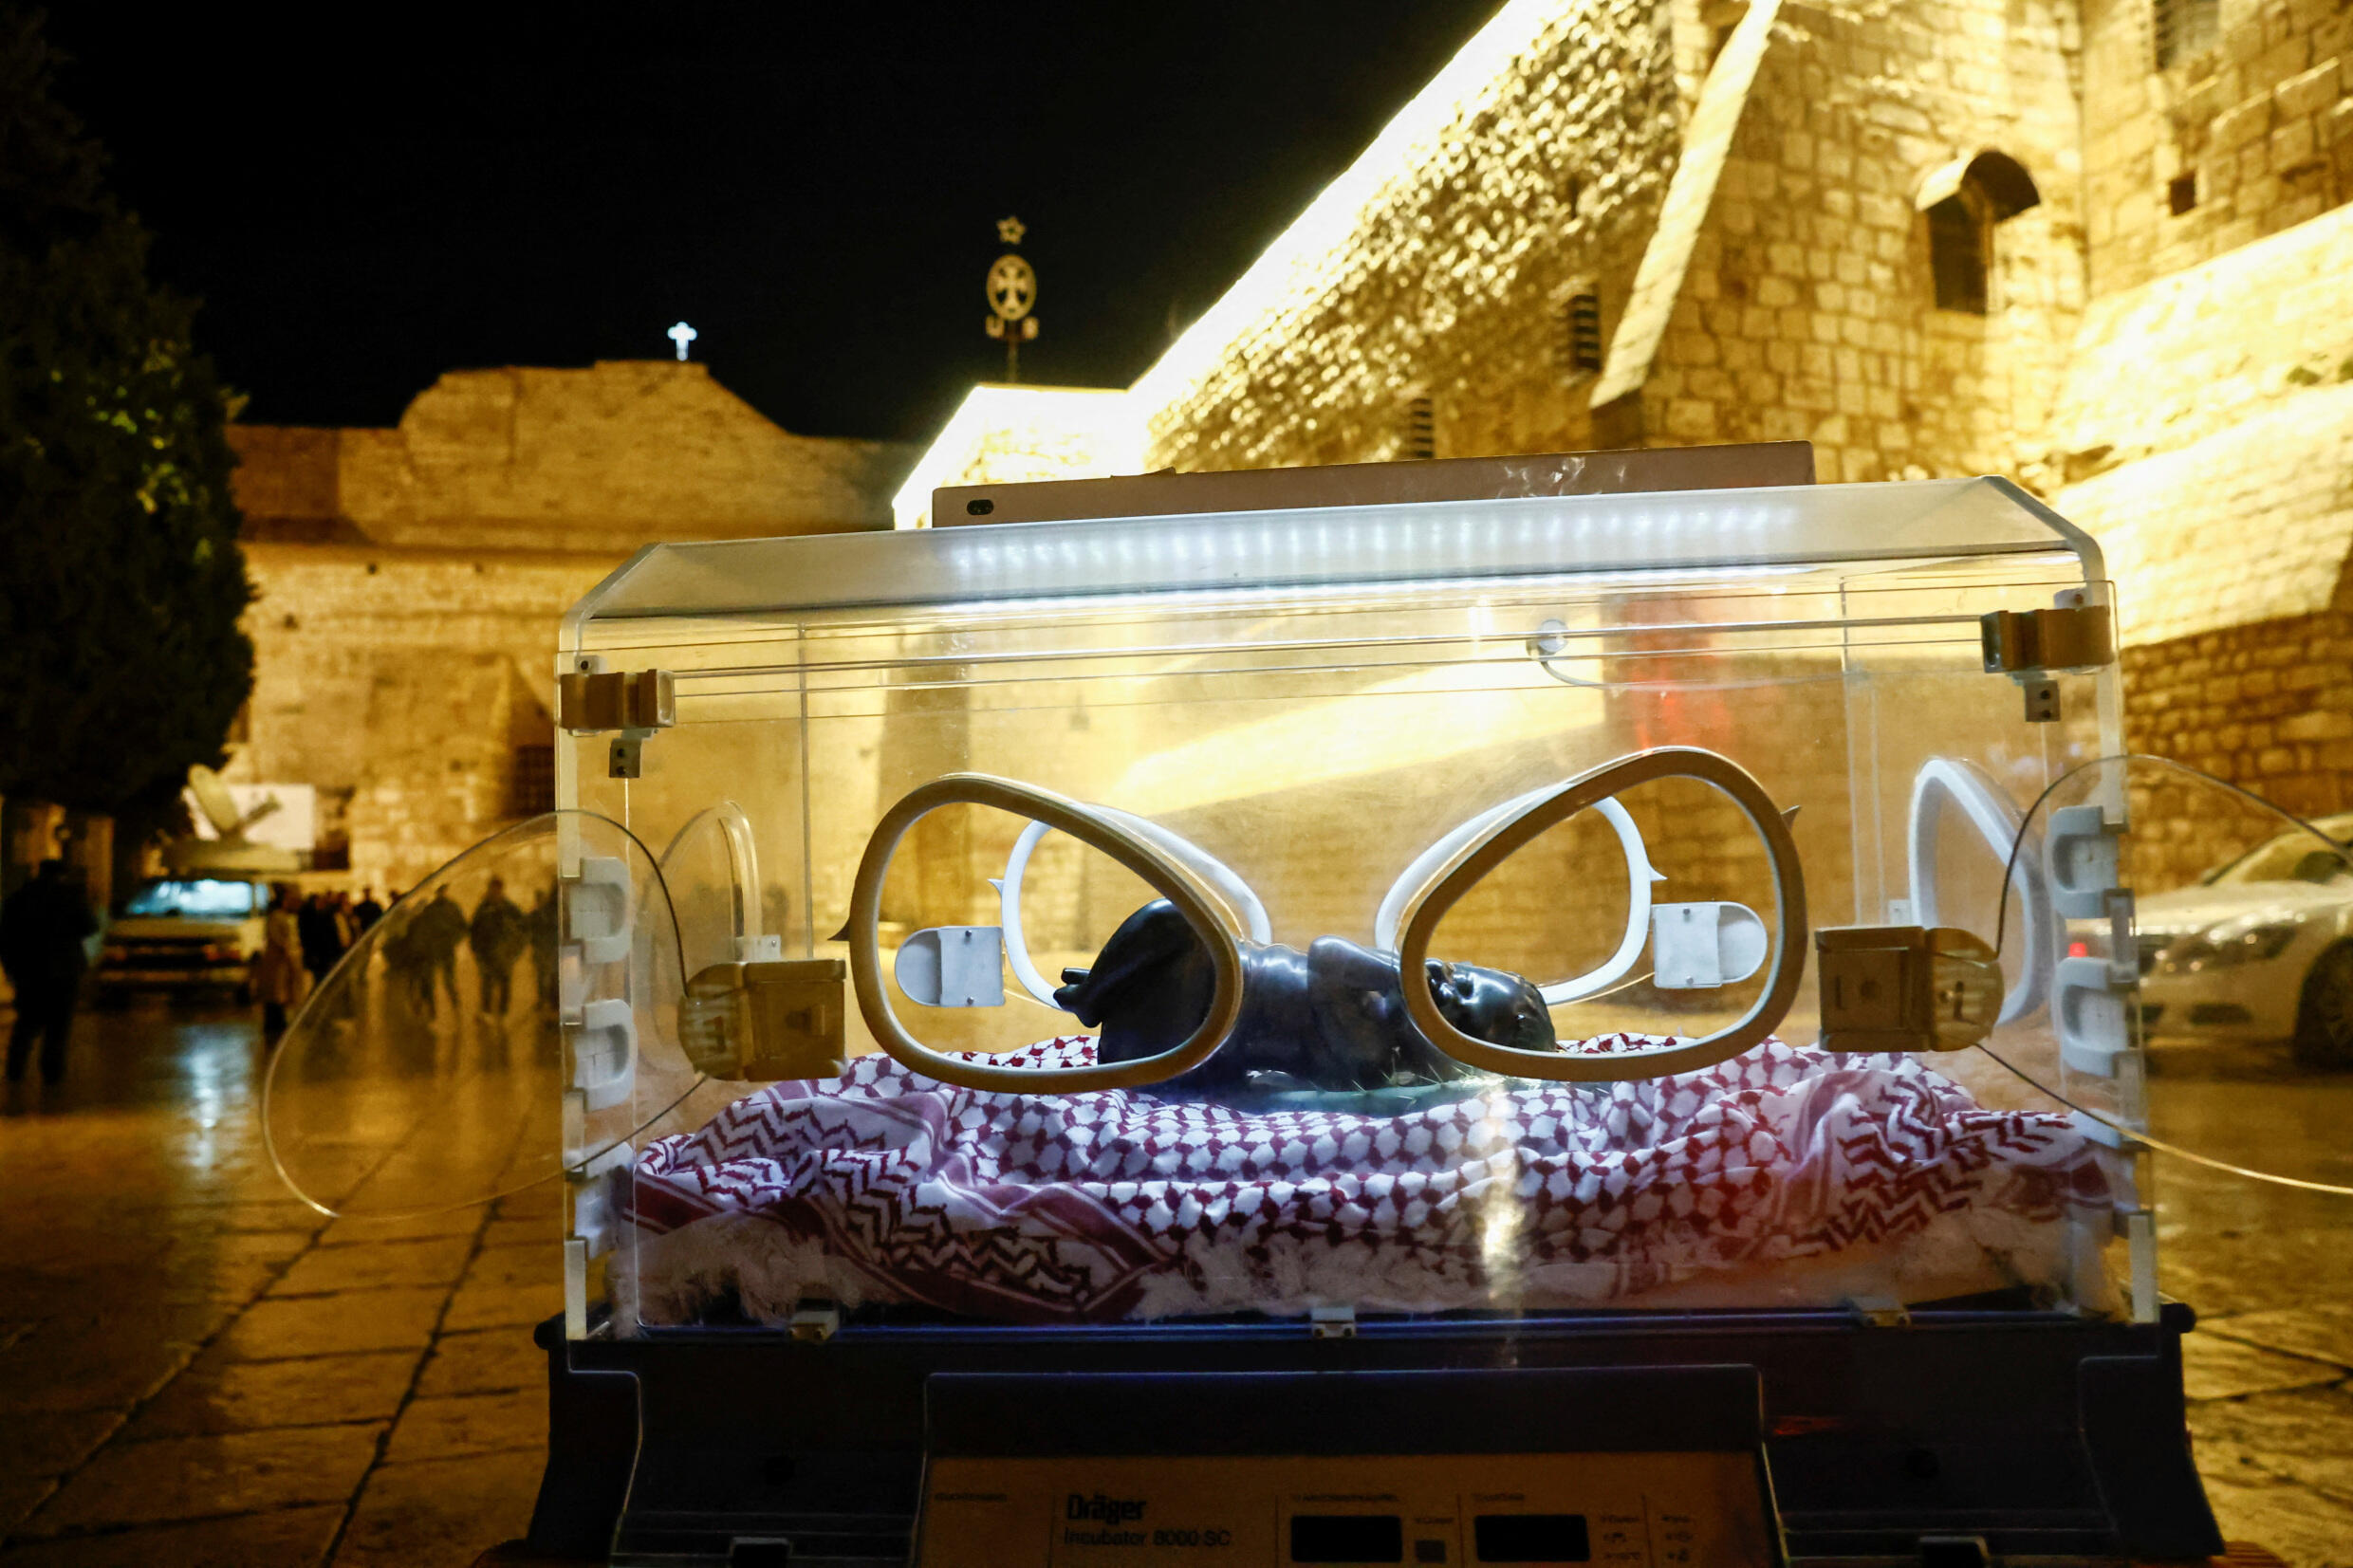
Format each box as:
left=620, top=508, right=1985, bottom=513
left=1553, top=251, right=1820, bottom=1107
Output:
left=668, top=321, right=698, bottom=361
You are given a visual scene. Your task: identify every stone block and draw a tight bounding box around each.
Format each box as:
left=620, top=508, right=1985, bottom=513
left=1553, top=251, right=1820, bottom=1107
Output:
left=332, top=1448, right=544, bottom=1567
left=0, top=1506, right=345, bottom=1567
left=2278, top=709, right=2353, bottom=741
left=2213, top=96, right=2274, bottom=152
left=2284, top=663, right=2330, bottom=691
left=2271, top=118, right=2318, bottom=170
left=1664, top=398, right=1719, bottom=438
left=2273, top=56, right=2342, bottom=120
left=27, top=1425, right=382, bottom=1534
left=2256, top=35, right=2313, bottom=85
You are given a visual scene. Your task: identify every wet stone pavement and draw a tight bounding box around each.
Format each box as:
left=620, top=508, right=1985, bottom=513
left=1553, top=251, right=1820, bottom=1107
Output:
left=0, top=1004, right=557, bottom=1565
left=0, top=1006, right=2348, bottom=1564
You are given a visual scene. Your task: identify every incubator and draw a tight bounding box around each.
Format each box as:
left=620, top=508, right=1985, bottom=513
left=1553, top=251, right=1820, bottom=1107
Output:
left=267, top=449, right=2288, bottom=1565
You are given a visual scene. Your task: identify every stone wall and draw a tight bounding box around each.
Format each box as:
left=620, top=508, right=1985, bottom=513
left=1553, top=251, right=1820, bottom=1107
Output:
left=1619, top=0, right=2087, bottom=481
left=2122, top=583, right=2353, bottom=887
left=1137, top=0, right=1688, bottom=470
left=223, top=361, right=917, bottom=891
left=2082, top=0, right=2350, bottom=296
left=2041, top=204, right=2353, bottom=651
left=230, top=361, right=915, bottom=554
left=1128, top=0, right=2091, bottom=486
left=234, top=545, right=615, bottom=893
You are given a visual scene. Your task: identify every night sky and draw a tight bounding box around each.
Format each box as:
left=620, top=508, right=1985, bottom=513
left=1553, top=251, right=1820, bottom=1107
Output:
left=44, top=4, right=1501, bottom=444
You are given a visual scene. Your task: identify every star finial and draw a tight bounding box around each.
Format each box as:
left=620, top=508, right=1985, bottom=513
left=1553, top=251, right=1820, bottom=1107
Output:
left=996, top=214, right=1027, bottom=247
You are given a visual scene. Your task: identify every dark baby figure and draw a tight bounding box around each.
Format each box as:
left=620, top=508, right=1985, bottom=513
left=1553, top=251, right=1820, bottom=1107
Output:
left=1053, top=898, right=1558, bottom=1094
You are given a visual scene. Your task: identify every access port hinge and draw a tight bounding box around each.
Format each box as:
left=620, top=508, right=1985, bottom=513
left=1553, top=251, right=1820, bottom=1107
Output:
left=1845, top=1294, right=1913, bottom=1329
left=1817, top=925, right=2001, bottom=1053
left=678, top=959, right=848, bottom=1080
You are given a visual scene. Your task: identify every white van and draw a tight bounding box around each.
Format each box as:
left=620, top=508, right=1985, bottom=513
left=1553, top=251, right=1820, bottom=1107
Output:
left=96, top=876, right=269, bottom=1004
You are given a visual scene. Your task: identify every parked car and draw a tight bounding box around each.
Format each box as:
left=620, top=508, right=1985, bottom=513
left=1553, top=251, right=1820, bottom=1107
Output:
left=95, top=876, right=269, bottom=1005
left=2137, top=811, right=2353, bottom=1068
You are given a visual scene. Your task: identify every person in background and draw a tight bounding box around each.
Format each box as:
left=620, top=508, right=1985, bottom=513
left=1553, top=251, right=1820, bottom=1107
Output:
left=411, top=888, right=470, bottom=1019
left=1, top=858, right=99, bottom=1086
left=296, top=893, right=343, bottom=988
left=469, top=876, right=528, bottom=1017
left=527, top=884, right=559, bottom=1011
left=252, top=883, right=309, bottom=1039
left=352, top=887, right=385, bottom=932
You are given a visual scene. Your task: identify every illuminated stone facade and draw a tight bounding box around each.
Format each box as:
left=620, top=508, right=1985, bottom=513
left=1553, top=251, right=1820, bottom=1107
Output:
left=235, top=0, right=2353, bottom=882
left=902, top=0, right=2353, bottom=818
left=230, top=361, right=912, bottom=890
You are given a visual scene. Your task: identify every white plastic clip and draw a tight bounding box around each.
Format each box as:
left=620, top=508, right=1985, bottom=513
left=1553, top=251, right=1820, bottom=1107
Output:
left=895, top=926, right=1007, bottom=1007
left=573, top=998, right=636, bottom=1110
left=1651, top=902, right=1768, bottom=989
left=566, top=856, right=634, bottom=966
left=2055, top=955, right=2133, bottom=1078
left=790, top=1301, right=841, bottom=1342
left=567, top=1144, right=631, bottom=1259
left=2046, top=805, right=2122, bottom=920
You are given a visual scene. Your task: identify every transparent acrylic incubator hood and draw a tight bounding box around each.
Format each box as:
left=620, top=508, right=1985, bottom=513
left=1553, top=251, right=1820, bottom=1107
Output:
left=268, top=472, right=2197, bottom=1340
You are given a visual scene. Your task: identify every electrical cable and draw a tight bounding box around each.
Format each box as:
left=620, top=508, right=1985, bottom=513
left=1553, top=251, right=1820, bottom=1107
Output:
left=1971, top=1046, right=2353, bottom=1197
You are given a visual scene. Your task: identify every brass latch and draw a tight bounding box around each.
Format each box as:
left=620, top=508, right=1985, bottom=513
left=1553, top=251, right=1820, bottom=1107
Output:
left=1979, top=603, right=2113, bottom=673
left=1818, top=926, right=2001, bottom=1053
left=677, top=958, right=847, bottom=1080
left=557, top=668, right=676, bottom=734
left=558, top=665, right=675, bottom=779
left=1980, top=600, right=2113, bottom=724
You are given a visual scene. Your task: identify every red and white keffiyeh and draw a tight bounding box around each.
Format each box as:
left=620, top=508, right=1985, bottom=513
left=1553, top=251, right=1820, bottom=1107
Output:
left=621, top=1036, right=2114, bottom=1325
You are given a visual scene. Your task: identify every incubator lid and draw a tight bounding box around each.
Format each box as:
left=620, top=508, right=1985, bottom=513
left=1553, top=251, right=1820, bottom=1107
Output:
left=564, top=474, right=2102, bottom=632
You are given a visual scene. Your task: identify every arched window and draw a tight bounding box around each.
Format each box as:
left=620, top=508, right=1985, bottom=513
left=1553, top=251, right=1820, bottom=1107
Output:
left=1918, top=151, right=2041, bottom=316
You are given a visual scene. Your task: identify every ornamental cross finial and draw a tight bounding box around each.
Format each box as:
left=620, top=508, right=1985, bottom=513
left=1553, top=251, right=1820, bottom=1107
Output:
left=667, top=321, right=697, bottom=361
left=984, top=218, right=1039, bottom=382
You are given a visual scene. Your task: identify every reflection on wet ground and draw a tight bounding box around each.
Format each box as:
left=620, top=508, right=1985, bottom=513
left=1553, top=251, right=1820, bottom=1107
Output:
left=0, top=1002, right=559, bottom=1565
left=2148, top=1053, right=2353, bottom=1564
left=0, top=1007, right=2346, bottom=1563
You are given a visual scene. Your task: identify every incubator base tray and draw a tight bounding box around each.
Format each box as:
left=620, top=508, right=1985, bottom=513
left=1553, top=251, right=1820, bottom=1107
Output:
left=517, top=1301, right=2222, bottom=1565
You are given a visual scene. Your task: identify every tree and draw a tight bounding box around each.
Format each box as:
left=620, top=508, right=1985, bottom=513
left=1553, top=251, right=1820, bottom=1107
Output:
left=0, top=6, right=252, bottom=831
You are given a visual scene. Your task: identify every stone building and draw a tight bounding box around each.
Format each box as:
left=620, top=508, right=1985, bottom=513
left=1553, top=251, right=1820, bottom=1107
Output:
left=230, top=0, right=2350, bottom=892
left=901, top=0, right=2353, bottom=836
left=229, top=360, right=913, bottom=892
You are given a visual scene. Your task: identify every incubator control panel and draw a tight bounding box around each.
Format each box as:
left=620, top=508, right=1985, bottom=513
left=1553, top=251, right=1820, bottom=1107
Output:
left=916, top=1452, right=1775, bottom=1568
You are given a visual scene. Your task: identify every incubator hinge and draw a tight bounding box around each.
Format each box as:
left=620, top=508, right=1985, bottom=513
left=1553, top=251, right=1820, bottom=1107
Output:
left=1309, top=1303, right=1358, bottom=1339
left=678, top=959, right=848, bottom=1080
left=557, top=660, right=676, bottom=779
left=1815, top=926, right=2000, bottom=1053
left=564, top=1139, right=632, bottom=1260
left=1845, top=1294, right=1912, bottom=1329
left=1980, top=597, right=2112, bottom=724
